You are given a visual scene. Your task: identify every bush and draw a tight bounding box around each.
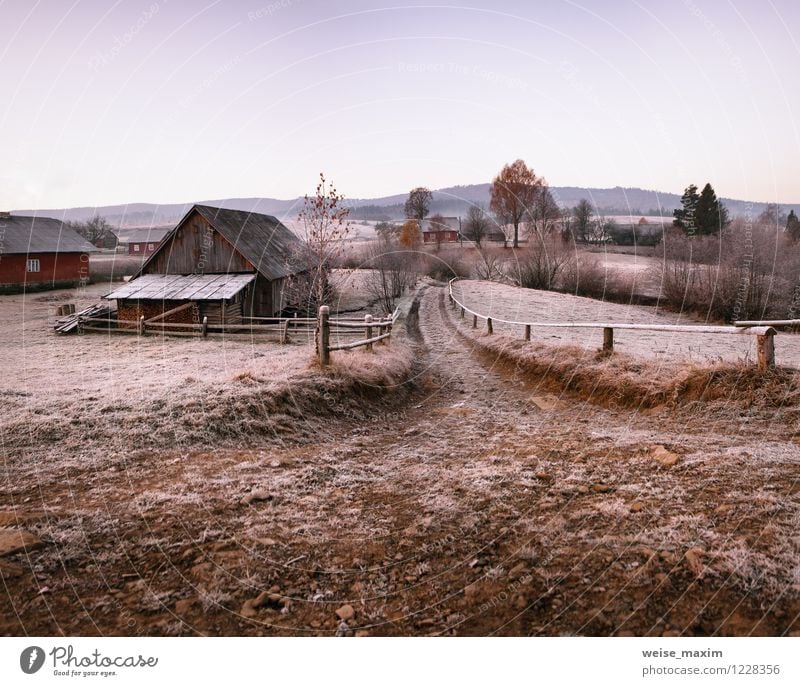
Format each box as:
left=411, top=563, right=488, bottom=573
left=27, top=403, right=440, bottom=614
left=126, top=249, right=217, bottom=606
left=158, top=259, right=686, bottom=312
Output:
left=654, top=220, right=800, bottom=322
left=422, top=250, right=471, bottom=281
left=509, top=236, right=573, bottom=290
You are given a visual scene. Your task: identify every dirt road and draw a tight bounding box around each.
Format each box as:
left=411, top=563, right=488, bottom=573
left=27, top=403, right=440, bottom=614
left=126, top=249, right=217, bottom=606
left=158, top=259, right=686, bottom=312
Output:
left=1, top=283, right=798, bottom=636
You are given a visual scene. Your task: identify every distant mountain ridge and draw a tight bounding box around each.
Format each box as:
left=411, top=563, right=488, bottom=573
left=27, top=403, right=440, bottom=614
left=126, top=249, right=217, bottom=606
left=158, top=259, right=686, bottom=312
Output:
left=14, top=185, right=798, bottom=227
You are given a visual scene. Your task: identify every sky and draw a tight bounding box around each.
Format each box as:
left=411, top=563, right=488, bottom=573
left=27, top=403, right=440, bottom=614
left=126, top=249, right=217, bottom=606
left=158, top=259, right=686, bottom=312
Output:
left=1, top=0, right=798, bottom=209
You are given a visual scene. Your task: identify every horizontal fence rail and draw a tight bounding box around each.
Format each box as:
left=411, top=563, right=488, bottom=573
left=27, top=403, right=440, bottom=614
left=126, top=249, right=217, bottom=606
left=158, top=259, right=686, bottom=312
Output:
left=317, top=306, right=400, bottom=365
left=448, top=278, right=779, bottom=371
left=734, top=319, right=800, bottom=328
left=60, top=308, right=397, bottom=345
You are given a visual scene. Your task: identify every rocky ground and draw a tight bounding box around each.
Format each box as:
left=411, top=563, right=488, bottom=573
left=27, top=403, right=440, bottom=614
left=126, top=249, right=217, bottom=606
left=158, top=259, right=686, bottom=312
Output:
left=1, top=282, right=799, bottom=636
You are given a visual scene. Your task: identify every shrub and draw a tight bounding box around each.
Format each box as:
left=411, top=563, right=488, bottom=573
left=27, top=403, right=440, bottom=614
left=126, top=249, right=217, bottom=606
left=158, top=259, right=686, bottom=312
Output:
left=509, top=236, right=573, bottom=290
left=422, top=249, right=471, bottom=281
left=654, top=219, right=799, bottom=322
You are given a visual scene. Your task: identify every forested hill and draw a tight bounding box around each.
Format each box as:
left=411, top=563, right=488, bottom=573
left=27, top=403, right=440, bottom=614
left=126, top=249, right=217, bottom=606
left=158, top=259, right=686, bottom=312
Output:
left=15, top=185, right=798, bottom=227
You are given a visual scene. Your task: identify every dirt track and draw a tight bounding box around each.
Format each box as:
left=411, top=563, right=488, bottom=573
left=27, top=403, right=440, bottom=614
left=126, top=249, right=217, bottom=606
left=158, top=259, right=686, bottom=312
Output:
left=1, top=283, right=799, bottom=636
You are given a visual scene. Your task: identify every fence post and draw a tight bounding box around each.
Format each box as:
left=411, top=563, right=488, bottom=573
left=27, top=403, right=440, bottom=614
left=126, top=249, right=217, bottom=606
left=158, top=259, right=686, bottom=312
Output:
left=318, top=305, right=330, bottom=366
left=603, top=327, right=614, bottom=354
left=365, top=314, right=373, bottom=351
left=201, top=316, right=208, bottom=338
left=524, top=324, right=531, bottom=341
left=472, top=314, right=477, bottom=329
left=757, top=331, right=775, bottom=371
left=461, top=307, right=465, bottom=319
left=138, top=315, right=145, bottom=337
left=487, top=317, right=493, bottom=334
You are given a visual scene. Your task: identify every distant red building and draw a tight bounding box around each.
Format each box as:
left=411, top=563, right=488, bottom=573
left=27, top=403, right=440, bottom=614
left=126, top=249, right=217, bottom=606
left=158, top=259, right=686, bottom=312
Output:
left=113, top=227, right=172, bottom=256
left=421, top=216, right=460, bottom=244
left=0, top=212, right=98, bottom=292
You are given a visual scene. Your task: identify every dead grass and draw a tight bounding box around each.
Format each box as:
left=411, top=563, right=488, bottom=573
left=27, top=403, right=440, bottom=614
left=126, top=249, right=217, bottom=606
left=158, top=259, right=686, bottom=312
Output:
left=458, top=328, right=800, bottom=412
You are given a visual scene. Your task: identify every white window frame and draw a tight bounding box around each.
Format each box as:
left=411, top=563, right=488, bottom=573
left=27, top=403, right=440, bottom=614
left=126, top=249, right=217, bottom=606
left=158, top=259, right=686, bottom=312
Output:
left=26, top=258, right=41, bottom=273
left=133, top=244, right=140, bottom=252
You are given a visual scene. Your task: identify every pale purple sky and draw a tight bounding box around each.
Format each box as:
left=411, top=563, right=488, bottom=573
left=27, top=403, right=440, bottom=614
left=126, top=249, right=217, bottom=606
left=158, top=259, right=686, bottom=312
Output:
left=1, top=0, right=798, bottom=208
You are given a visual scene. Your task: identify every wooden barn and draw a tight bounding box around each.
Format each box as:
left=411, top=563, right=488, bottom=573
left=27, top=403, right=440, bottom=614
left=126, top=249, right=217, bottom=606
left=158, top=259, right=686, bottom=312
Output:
left=104, top=205, right=306, bottom=325
left=0, top=212, right=97, bottom=293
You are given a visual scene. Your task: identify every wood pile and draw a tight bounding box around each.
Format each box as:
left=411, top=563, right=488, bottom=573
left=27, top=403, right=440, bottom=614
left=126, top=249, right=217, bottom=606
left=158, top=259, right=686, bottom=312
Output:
left=54, top=303, right=113, bottom=334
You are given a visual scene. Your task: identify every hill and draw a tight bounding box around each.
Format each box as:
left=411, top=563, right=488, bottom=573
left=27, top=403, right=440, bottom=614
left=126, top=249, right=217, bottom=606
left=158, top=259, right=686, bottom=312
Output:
left=14, top=185, right=799, bottom=228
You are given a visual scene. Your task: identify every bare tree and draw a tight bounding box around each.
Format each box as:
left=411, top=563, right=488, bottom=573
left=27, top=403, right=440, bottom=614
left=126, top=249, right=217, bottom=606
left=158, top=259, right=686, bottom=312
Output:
left=489, top=159, right=542, bottom=248
left=288, top=172, right=352, bottom=312
left=362, top=236, right=417, bottom=312
left=404, top=187, right=433, bottom=225
left=560, top=207, right=574, bottom=243
left=572, top=199, right=594, bottom=243
left=758, top=203, right=784, bottom=228
left=526, top=185, right=561, bottom=238
left=69, top=215, right=113, bottom=246
left=587, top=215, right=616, bottom=244
left=462, top=204, right=490, bottom=247
left=474, top=248, right=507, bottom=282
left=511, top=234, right=574, bottom=290
left=374, top=221, right=398, bottom=238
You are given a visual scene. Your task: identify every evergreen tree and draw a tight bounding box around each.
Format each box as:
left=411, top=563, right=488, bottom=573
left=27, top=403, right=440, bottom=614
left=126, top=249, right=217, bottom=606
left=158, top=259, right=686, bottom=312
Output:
left=787, top=209, right=800, bottom=242
left=673, top=184, right=699, bottom=233
left=693, top=182, right=729, bottom=235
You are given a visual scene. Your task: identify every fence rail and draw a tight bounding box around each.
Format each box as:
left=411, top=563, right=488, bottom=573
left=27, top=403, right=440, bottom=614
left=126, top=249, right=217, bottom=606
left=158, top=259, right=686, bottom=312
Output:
left=66, top=309, right=394, bottom=346
left=448, top=278, right=779, bottom=371
left=317, top=306, right=400, bottom=365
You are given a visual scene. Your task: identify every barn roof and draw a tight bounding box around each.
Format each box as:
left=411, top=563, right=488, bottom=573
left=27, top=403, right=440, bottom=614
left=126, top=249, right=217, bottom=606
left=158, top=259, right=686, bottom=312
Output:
left=0, top=215, right=99, bottom=254
left=135, top=205, right=306, bottom=281
left=194, top=205, right=306, bottom=280
left=113, top=226, right=172, bottom=244
left=104, top=273, right=257, bottom=301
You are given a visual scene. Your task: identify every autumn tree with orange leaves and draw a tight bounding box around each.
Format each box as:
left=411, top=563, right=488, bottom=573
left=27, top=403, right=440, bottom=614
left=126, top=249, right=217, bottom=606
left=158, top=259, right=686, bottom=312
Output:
left=489, top=159, right=543, bottom=248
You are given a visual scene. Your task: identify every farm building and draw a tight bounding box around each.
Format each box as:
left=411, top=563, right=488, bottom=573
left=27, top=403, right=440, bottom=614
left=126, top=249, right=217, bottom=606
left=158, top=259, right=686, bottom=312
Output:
left=0, top=212, right=98, bottom=293
left=104, top=205, right=306, bottom=325
left=422, top=216, right=460, bottom=244
left=113, top=226, right=172, bottom=256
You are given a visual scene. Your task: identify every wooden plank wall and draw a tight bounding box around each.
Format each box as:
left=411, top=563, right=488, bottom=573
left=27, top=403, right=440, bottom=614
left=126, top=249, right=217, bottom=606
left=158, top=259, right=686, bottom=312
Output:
left=145, top=214, right=253, bottom=275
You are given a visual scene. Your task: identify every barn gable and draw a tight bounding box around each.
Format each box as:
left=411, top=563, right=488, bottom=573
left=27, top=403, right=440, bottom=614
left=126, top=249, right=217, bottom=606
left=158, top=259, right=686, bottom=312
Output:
left=136, top=205, right=304, bottom=281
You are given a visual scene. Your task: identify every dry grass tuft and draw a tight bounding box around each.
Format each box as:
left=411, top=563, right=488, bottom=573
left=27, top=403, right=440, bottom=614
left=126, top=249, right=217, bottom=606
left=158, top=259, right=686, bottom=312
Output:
left=463, top=329, right=800, bottom=411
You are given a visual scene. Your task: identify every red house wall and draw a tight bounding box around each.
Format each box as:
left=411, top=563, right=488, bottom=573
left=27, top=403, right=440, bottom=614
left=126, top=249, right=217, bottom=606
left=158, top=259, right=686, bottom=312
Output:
left=128, top=242, right=160, bottom=256
left=0, top=252, right=90, bottom=290
left=423, top=230, right=459, bottom=243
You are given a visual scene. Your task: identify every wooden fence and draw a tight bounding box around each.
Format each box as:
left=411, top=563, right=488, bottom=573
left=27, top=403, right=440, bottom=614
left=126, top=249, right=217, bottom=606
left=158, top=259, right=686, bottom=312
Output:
left=448, top=278, right=779, bottom=372
left=64, top=307, right=399, bottom=348
left=317, top=305, right=401, bottom=366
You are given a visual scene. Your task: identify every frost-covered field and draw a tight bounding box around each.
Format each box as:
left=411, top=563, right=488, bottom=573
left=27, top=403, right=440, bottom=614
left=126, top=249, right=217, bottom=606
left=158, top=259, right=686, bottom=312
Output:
left=0, top=283, right=314, bottom=417
left=451, top=279, right=800, bottom=368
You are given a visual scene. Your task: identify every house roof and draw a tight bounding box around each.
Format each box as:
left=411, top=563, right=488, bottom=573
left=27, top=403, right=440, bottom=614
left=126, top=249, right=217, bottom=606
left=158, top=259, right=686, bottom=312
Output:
left=137, top=205, right=306, bottom=281
left=104, top=273, right=257, bottom=301
left=113, top=226, right=172, bottom=244
left=0, top=215, right=99, bottom=254
left=421, top=216, right=460, bottom=233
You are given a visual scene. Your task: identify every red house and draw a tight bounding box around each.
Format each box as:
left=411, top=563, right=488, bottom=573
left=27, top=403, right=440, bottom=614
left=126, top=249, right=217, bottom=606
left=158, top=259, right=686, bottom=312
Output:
left=0, top=212, right=98, bottom=293
left=113, top=226, right=172, bottom=256
left=421, top=216, right=460, bottom=244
